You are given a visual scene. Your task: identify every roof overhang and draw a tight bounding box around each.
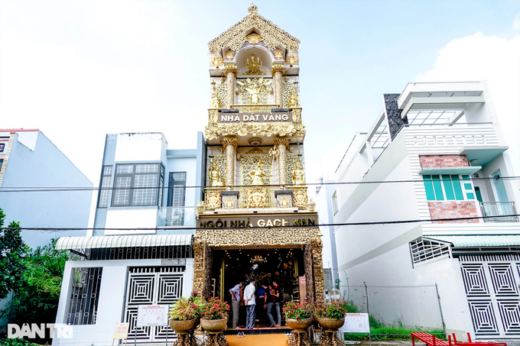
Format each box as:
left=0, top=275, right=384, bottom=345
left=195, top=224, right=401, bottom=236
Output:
left=459, top=146, right=508, bottom=166
left=419, top=166, right=481, bottom=175
left=425, top=235, right=520, bottom=248
left=55, top=234, right=193, bottom=250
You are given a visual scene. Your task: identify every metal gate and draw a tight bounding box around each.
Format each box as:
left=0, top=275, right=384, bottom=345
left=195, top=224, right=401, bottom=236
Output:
left=460, top=255, right=520, bottom=338
left=124, top=267, right=185, bottom=342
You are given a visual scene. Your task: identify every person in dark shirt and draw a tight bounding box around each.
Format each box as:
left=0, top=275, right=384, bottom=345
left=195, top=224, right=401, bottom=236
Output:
left=267, top=280, right=281, bottom=327
left=256, top=282, right=266, bottom=325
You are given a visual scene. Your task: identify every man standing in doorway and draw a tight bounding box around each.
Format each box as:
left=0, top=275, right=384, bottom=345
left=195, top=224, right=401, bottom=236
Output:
left=243, top=279, right=256, bottom=330
left=229, top=280, right=243, bottom=329
left=267, top=280, right=281, bottom=327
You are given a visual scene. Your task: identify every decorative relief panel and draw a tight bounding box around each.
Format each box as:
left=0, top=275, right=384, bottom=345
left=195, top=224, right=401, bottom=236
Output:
left=237, top=78, right=271, bottom=105
left=292, top=187, right=308, bottom=209
left=205, top=122, right=305, bottom=141
left=287, top=154, right=302, bottom=185
left=240, top=155, right=272, bottom=185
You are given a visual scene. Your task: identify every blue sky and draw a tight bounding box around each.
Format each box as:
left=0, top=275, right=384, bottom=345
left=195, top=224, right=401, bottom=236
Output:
left=1, top=0, right=519, bottom=186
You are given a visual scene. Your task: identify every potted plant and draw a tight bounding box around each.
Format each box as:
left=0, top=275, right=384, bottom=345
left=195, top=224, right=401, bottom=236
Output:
left=169, top=292, right=205, bottom=333
left=283, top=301, right=314, bottom=330
left=314, top=299, right=348, bottom=330
left=200, top=297, right=230, bottom=332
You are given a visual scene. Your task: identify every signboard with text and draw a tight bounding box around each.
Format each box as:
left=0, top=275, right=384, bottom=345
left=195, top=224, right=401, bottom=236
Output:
left=136, top=305, right=169, bottom=327
left=199, top=213, right=318, bottom=229
left=218, top=112, right=292, bottom=123
left=341, top=313, right=370, bottom=333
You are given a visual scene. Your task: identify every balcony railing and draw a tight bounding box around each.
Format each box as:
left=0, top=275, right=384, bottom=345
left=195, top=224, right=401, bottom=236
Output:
left=480, top=202, right=518, bottom=222
left=157, top=207, right=196, bottom=227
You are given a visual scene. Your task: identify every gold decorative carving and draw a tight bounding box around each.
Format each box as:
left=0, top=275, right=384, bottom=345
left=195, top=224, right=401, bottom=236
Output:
left=291, top=159, right=305, bottom=185
left=208, top=110, right=218, bottom=125
left=208, top=4, right=300, bottom=53
left=271, top=63, right=284, bottom=74
left=205, top=188, right=224, bottom=210
left=282, top=77, right=297, bottom=108
left=288, top=90, right=298, bottom=107
left=222, top=135, right=238, bottom=147
left=273, top=48, right=284, bottom=60
left=248, top=3, right=258, bottom=14
left=248, top=160, right=269, bottom=185
left=292, top=109, right=302, bottom=123
left=243, top=54, right=265, bottom=75
left=245, top=147, right=264, bottom=155
left=208, top=158, right=224, bottom=187
left=210, top=93, right=221, bottom=108
left=237, top=78, right=271, bottom=105
left=224, top=50, right=235, bottom=60
left=274, top=136, right=290, bottom=148
left=279, top=195, right=291, bottom=208
left=286, top=154, right=301, bottom=184
left=240, top=155, right=271, bottom=186
left=286, top=54, right=298, bottom=66
left=292, top=187, right=308, bottom=209
left=312, top=238, right=325, bottom=302
left=246, top=187, right=268, bottom=208
left=210, top=55, right=224, bottom=67
left=223, top=136, right=237, bottom=186
left=195, top=227, right=321, bottom=248
left=225, top=63, right=238, bottom=74
left=245, top=33, right=263, bottom=46
left=205, top=123, right=306, bottom=141
left=248, top=137, right=262, bottom=146
left=223, top=197, right=235, bottom=209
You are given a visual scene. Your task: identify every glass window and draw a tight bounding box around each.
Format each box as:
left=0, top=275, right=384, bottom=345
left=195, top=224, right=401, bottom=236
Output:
left=0, top=159, right=3, bottom=172
left=168, top=172, right=187, bottom=207
left=423, top=174, right=473, bottom=201
left=451, top=175, right=464, bottom=200
left=98, top=165, right=113, bottom=208
left=112, top=163, right=164, bottom=207
left=466, top=193, right=475, bottom=200
left=423, top=175, right=436, bottom=201
left=432, top=175, right=444, bottom=201
left=442, top=175, right=455, bottom=200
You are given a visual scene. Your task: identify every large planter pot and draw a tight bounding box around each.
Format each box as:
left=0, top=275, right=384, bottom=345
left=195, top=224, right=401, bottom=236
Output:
left=169, top=318, right=199, bottom=333
left=286, top=317, right=313, bottom=330
left=314, top=315, right=345, bottom=330
left=200, top=317, right=228, bottom=332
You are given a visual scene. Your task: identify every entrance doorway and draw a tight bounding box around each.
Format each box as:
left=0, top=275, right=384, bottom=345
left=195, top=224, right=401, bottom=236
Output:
left=212, top=248, right=305, bottom=330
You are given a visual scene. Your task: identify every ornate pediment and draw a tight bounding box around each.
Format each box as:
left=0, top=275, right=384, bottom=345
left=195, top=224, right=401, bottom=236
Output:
left=208, top=4, right=300, bottom=53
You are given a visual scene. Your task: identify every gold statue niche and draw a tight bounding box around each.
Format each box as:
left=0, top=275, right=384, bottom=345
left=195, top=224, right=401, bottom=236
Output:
left=243, top=54, right=265, bottom=75
left=208, top=157, right=224, bottom=187
left=237, top=78, right=271, bottom=105
left=248, top=160, right=268, bottom=185
left=291, top=159, right=305, bottom=185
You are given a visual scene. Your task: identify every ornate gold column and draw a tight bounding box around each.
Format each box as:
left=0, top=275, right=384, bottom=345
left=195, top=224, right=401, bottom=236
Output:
left=225, top=64, right=237, bottom=108
left=272, top=63, right=284, bottom=108
left=222, top=135, right=237, bottom=186
left=275, top=136, right=290, bottom=185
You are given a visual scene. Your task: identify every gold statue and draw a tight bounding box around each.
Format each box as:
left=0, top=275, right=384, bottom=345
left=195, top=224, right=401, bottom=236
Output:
left=210, top=92, right=220, bottom=108
left=237, top=78, right=271, bottom=105
left=209, top=158, right=223, bottom=187
left=288, top=90, right=298, bottom=107
left=249, top=161, right=267, bottom=185
left=292, top=160, right=305, bottom=185
left=244, top=54, right=265, bottom=75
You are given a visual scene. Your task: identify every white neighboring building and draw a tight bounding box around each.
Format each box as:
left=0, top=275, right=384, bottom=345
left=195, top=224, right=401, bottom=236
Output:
left=53, top=132, right=206, bottom=346
left=317, top=81, right=520, bottom=339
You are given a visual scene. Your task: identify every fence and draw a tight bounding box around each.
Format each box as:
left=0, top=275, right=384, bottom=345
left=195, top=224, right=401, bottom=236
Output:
left=337, top=284, right=445, bottom=335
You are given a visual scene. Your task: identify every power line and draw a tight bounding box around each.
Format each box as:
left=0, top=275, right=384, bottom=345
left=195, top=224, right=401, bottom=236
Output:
left=1, top=176, right=519, bottom=193
left=3, top=214, right=519, bottom=232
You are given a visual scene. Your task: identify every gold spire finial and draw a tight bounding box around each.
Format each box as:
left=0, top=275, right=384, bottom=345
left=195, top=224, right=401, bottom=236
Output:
left=248, top=3, right=258, bottom=15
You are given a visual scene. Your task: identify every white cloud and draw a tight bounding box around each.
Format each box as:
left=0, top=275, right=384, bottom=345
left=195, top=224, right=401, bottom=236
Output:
left=0, top=30, right=205, bottom=182
left=417, top=32, right=520, bottom=175
left=514, top=12, right=520, bottom=31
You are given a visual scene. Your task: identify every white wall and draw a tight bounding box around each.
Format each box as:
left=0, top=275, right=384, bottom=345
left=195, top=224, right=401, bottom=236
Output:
left=114, top=133, right=167, bottom=165
left=53, top=259, right=193, bottom=346
left=104, top=208, right=158, bottom=235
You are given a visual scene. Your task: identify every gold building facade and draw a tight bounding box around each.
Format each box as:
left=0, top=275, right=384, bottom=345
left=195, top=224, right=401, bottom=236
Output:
left=194, top=4, right=324, bottom=306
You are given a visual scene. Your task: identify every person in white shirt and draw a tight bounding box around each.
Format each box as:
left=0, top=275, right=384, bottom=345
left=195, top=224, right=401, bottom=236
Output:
left=243, top=279, right=256, bottom=330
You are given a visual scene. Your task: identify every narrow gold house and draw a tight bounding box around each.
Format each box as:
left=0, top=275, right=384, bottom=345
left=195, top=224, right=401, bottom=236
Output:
left=193, top=4, right=325, bottom=314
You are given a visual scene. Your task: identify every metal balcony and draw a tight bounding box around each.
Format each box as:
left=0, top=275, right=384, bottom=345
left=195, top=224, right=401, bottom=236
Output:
left=480, top=202, right=518, bottom=222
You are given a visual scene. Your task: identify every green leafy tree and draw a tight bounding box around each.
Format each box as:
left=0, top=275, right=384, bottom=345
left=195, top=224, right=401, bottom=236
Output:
left=0, top=209, right=29, bottom=300
left=4, top=239, right=70, bottom=324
